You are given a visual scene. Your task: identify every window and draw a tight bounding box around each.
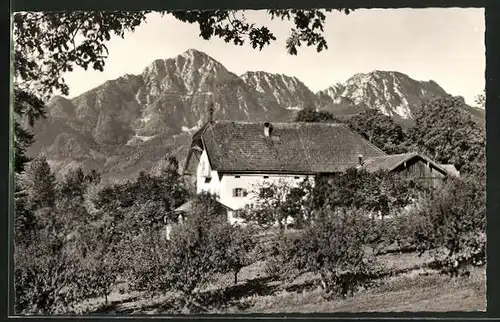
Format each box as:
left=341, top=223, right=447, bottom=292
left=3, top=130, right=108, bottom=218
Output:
left=294, top=176, right=300, bottom=180
left=233, top=188, right=248, bottom=197
left=235, top=175, right=241, bottom=178
left=263, top=176, right=269, bottom=179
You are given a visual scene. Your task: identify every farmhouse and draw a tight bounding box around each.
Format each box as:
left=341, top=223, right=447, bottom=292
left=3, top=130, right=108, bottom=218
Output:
left=179, top=118, right=458, bottom=224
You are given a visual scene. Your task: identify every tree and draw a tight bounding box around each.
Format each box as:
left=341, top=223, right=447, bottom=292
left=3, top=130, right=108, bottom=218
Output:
left=13, top=122, right=35, bottom=174
left=13, top=12, right=150, bottom=177
left=346, top=109, right=409, bottom=154
left=14, top=205, right=99, bottom=314
left=13, top=90, right=46, bottom=175
left=269, top=208, right=381, bottom=298
left=13, top=182, right=36, bottom=244
left=57, top=167, right=100, bottom=208
left=14, top=9, right=350, bottom=99
left=294, top=108, right=340, bottom=123
left=19, top=156, right=57, bottom=211
left=163, top=193, right=230, bottom=310
left=408, top=96, right=485, bottom=177
left=236, top=178, right=312, bottom=231
left=413, top=177, right=485, bottom=264
left=78, top=210, right=123, bottom=306
left=91, top=159, right=188, bottom=236
left=313, top=168, right=422, bottom=219
left=212, top=224, right=256, bottom=285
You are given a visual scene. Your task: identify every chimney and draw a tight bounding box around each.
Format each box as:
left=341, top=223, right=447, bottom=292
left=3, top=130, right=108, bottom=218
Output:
left=264, top=122, right=272, bottom=137
left=358, top=154, right=364, bottom=166
left=208, top=103, right=214, bottom=123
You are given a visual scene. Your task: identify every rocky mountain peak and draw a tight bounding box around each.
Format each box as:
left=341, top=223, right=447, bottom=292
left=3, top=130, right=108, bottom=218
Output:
left=32, top=49, right=481, bottom=182
left=318, top=70, right=449, bottom=119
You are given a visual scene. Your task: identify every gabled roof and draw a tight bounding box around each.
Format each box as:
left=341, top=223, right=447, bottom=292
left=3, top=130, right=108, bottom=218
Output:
left=183, top=120, right=386, bottom=174
left=174, top=199, right=234, bottom=213
left=362, top=152, right=450, bottom=176
left=183, top=122, right=210, bottom=175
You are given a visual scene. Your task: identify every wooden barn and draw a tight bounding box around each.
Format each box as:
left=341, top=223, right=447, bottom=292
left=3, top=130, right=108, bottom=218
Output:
left=361, top=152, right=459, bottom=188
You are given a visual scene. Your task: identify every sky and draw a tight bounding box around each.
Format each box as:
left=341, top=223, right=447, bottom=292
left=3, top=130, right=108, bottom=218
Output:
left=61, top=8, right=485, bottom=106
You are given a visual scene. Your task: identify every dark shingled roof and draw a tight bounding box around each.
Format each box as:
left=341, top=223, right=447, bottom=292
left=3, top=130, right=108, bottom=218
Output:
left=362, top=152, right=449, bottom=175
left=186, top=120, right=386, bottom=174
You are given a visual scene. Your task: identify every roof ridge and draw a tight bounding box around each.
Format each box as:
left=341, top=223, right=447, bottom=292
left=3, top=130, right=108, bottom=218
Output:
left=368, top=152, right=416, bottom=160
left=339, top=123, right=388, bottom=156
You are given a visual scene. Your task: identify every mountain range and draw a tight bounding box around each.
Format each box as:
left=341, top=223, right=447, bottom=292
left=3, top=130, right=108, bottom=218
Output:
left=27, top=48, right=485, bottom=181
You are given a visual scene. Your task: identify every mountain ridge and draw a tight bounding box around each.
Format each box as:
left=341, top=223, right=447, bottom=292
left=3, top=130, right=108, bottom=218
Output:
left=27, top=48, right=484, bottom=182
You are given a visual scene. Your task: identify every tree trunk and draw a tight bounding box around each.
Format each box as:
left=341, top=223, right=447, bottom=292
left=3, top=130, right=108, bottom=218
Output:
left=234, top=271, right=238, bottom=285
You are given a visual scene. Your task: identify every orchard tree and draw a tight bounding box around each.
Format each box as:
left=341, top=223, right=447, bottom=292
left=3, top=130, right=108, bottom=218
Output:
left=269, top=208, right=381, bottom=298
left=212, top=224, right=256, bottom=285
left=14, top=205, right=99, bottom=314
left=163, top=193, right=230, bottom=310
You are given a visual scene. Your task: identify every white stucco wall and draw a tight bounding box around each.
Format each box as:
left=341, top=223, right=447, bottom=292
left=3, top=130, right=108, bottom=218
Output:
left=218, top=174, right=310, bottom=210
left=195, top=150, right=315, bottom=225
left=196, top=150, right=221, bottom=196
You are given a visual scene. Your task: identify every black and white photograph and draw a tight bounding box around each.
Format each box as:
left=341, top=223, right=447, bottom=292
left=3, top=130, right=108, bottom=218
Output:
left=12, top=7, right=486, bottom=315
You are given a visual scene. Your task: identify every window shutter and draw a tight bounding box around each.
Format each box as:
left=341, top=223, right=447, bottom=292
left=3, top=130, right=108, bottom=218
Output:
left=232, top=189, right=236, bottom=197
